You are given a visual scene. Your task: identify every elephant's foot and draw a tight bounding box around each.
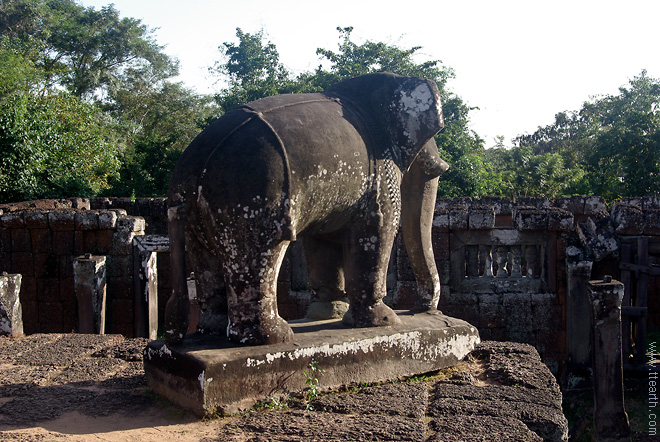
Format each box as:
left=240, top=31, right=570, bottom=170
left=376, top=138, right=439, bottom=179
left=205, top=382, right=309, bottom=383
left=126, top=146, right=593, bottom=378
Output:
left=227, top=315, right=294, bottom=345
left=164, top=329, right=185, bottom=345
left=342, top=301, right=402, bottom=327
left=306, top=299, right=350, bottom=320
left=409, top=304, right=443, bottom=315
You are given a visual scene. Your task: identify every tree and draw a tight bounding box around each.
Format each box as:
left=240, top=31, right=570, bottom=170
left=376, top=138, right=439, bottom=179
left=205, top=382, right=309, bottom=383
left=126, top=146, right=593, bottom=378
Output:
left=210, top=28, right=297, bottom=113
left=0, top=0, right=204, bottom=201
left=314, top=27, right=453, bottom=90
left=0, top=0, right=177, bottom=99
left=104, top=81, right=216, bottom=196
left=515, top=70, right=660, bottom=200
left=0, top=92, right=120, bottom=202
left=0, top=36, right=44, bottom=97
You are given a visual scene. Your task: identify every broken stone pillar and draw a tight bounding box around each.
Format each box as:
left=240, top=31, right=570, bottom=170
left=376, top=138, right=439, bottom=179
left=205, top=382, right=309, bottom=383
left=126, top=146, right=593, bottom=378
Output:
left=566, top=258, right=593, bottom=369
left=0, top=273, right=24, bottom=337
left=134, top=235, right=169, bottom=340
left=73, top=254, right=107, bottom=334
left=588, top=276, right=631, bottom=442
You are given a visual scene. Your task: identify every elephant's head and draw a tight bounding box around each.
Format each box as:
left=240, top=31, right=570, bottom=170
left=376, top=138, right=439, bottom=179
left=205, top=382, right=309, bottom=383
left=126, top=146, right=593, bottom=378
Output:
left=325, top=72, right=444, bottom=173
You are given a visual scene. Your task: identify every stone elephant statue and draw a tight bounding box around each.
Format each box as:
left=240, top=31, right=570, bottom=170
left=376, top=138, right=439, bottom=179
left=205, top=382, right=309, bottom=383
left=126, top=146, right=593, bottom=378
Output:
left=165, top=72, right=448, bottom=346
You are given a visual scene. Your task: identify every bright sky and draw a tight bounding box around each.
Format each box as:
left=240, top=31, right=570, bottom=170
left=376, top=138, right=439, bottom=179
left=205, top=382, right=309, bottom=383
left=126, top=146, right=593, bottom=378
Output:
left=82, top=0, right=660, bottom=147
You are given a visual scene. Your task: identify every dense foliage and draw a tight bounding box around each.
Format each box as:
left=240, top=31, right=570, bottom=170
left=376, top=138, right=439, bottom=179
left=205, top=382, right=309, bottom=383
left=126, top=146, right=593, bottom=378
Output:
left=0, top=0, right=212, bottom=201
left=480, top=71, right=659, bottom=201
left=1, top=2, right=658, bottom=203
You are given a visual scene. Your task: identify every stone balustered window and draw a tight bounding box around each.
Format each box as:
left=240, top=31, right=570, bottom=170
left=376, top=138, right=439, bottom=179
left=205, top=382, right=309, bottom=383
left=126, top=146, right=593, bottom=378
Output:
left=450, top=230, right=551, bottom=294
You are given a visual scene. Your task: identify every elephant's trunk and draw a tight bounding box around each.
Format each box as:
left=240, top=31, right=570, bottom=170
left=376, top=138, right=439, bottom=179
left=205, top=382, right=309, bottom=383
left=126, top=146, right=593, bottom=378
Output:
left=400, top=141, right=446, bottom=311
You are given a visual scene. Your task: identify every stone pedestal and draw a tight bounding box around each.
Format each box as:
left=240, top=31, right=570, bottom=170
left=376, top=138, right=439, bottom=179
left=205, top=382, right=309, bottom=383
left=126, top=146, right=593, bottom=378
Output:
left=0, top=273, right=23, bottom=337
left=73, top=254, right=107, bottom=334
left=588, top=277, right=631, bottom=442
left=144, top=312, right=479, bottom=416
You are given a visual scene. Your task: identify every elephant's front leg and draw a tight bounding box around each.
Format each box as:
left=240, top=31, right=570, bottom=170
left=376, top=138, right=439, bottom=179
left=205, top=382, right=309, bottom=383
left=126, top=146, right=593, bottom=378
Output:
left=342, top=226, right=401, bottom=327
left=224, top=240, right=294, bottom=345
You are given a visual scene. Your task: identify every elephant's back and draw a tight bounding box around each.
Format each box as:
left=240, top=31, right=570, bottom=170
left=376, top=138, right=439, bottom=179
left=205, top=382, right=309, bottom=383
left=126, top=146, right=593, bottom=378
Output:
left=169, top=108, right=258, bottom=206
left=194, top=110, right=290, bottom=214
left=169, top=92, right=373, bottom=237
left=257, top=98, right=373, bottom=233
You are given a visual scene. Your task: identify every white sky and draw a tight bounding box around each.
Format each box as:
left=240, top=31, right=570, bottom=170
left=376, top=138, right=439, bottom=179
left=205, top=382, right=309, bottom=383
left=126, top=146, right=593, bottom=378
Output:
left=82, top=0, right=660, bottom=147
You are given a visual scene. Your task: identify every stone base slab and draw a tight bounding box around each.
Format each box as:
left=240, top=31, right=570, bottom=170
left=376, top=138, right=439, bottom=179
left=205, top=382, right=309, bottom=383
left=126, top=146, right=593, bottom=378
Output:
left=143, top=312, right=479, bottom=416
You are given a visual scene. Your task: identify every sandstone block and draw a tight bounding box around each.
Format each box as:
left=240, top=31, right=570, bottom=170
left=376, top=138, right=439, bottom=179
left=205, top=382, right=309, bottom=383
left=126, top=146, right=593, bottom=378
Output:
left=468, top=206, right=495, bottom=229
left=548, top=207, right=574, bottom=231
left=30, top=229, right=52, bottom=253
left=117, top=216, right=145, bottom=233
left=584, top=196, right=606, bottom=214
left=74, top=211, right=99, bottom=231
left=23, top=211, right=49, bottom=229
left=643, top=209, right=660, bottom=235
left=513, top=207, right=548, bottom=230
left=1, top=212, right=25, bottom=229
left=98, top=211, right=118, bottom=229
left=432, top=208, right=449, bottom=230
left=448, top=208, right=468, bottom=230
left=48, top=211, right=75, bottom=231
left=612, top=203, right=645, bottom=235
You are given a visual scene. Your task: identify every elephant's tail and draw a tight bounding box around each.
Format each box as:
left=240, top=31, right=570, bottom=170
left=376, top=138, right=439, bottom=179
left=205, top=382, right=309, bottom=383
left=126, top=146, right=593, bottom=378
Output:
left=164, top=203, right=190, bottom=343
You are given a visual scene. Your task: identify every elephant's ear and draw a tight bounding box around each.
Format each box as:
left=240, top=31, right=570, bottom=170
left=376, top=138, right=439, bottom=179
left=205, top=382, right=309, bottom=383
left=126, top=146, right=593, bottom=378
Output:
left=389, top=78, right=444, bottom=173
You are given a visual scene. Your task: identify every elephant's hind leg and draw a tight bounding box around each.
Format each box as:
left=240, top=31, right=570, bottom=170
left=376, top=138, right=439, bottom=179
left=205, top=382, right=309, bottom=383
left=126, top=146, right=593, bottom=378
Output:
left=225, top=241, right=294, bottom=345
left=186, top=229, right=228, bottom=335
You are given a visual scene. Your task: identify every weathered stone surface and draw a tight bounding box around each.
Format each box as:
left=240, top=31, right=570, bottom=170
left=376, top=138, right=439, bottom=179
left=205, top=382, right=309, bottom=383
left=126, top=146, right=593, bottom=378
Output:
left=612, top=203, right=645, bottom=235
left=429, top=397, right=565, bottom=442
left=22, top=211, right=49, bottom=230
left=116, top=216, right=145, bottom=232
left=73, top=255, right=107, bottom=334
left=584, top=196, right=606, bottom=214
left=47, top=211, right=75, bottom=231
left=0, top=213, right=25, bottom=229
left=643, top=208, right=660, bottom=235
left=468, top=205, right=495, bottom=229
left=477, top=196, right=512, bottom=215
left=554, top=196, right=585, bottom=214
left=448, top=207, right=469, bottom=230
left=74, top=211, right=99, bottom=231
left=576, top=212, right=618, bottom=261
left=0, top=335, right=569, bottom=441
left=588, top=279, right=631, bottom=442
left=216, top=409, right=426, bottom=442
left=515, top=197, right=550, bottom=209
left=144, top=313, right=479, bottom=416
left=311, top=382, right=428, bottom=419
left=97, top=210, right=118, bottom=229
left=429, top=341, right=568, bottom=442
left=428, top=416, right=543, bottom=442
left=547, top=207, right=574, bottom=231
left=473, top=342, right=563, bottom=398
left=432, top=207, right=450, bottom=230
left=513, top=207, right=548, bottom=230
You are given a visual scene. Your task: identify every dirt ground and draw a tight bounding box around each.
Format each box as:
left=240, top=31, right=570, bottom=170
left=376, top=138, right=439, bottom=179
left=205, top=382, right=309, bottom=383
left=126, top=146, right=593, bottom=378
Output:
left=0, top=334, right=572, bottom=441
